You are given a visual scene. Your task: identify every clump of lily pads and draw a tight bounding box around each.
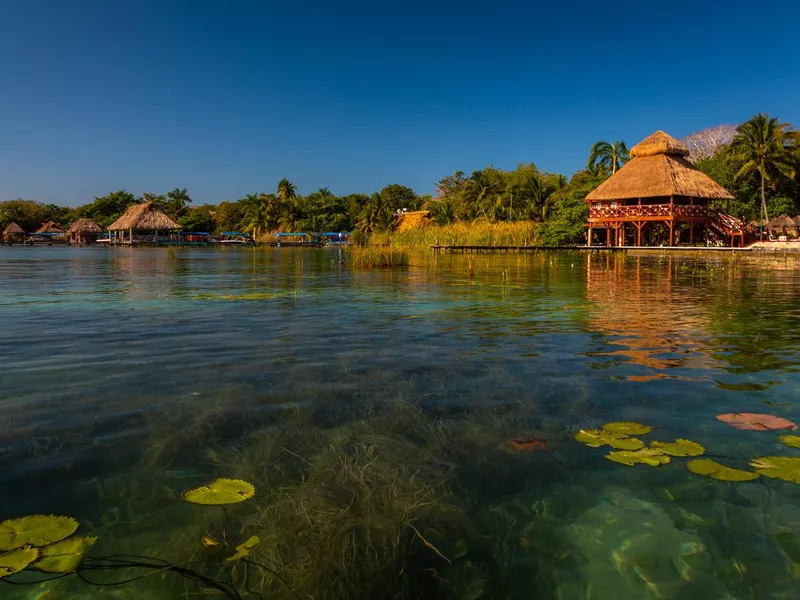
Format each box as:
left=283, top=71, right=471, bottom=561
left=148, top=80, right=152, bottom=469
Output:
left=0, top=514, right=96, bottom=578
left=574, top=421, right=707, bottom=468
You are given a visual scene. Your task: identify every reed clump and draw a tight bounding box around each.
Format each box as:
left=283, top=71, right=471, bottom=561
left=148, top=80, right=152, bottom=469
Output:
left=349, top=246, right=410, bottom=268
left=390, top=221, right=539, bottom=248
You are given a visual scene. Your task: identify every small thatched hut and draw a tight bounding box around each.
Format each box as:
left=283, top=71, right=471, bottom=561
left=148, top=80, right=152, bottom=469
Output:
left=2, top=222, right=25, bottom=244
left=766, top=214, right=800, bottom=239
left=69, top=218, right=103, bottom=245
left=585, top=131, right=734, bottom=247
left=107, top=202, right=181, bottom=245
left=36, top=221, right=65, bottom=234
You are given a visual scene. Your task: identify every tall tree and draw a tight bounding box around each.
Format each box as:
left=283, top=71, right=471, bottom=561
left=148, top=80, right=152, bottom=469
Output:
left=587, top=141, right=629, bottom=176
left=165, top=188, right=193, bottom=220
left=276, top=179, right=297, bottom=204
left=729, top=113, right=798, bottom=226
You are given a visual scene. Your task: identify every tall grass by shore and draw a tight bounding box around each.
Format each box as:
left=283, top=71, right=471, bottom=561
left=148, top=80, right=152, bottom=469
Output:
left=349, top=246, right=410, bottom=268
left=389, top=221, right=539, bottom=248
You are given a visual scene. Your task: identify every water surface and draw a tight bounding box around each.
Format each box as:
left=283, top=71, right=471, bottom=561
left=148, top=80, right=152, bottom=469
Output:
left=1, top=247, right=800, bottom=599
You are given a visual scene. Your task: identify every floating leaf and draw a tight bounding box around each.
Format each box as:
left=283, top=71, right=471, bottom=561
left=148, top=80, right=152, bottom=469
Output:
left=0, top=516, right=79, bottom=550
left=202, top=535, right=220, bottom=547
left=605, top=448, right=670, bottom=467
left=183, top=479, right=255, bottom=505
left=34, top=536, right=96, bottom=573
left=650, top=439, right=706, bottom=457
left=226, top=536, right=260, bottom=562
left=505, top=436, right=550, bottom=452
left=749, top=456, right=800, bottom=484
left=686, top=459, right=759, bottom=482
left=574, top=429, right=644, bottom=450
left=602, top=422, right=652, bottom=436
left=780, top=435, right=800, bottom=449
left=0, top=547, right=39, bottom=578
left=716, top=413, right=798, bottom=431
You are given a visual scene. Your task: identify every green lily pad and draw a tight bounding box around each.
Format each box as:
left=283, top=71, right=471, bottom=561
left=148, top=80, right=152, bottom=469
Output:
left=34, top=536, right=97, bottom=573
left=605, top=448, right=671, bottom=467
left=226, top=536, right=260, bottom=562
left=0, top=516, right=79, bottom=550
left=650, top=439, right=706, bottom=457
left=0, top=547, right=39, bottom=578
left=603, top=422, right=652, bottom=436
left=749, top=456, right=800, bottom=484
left=687, top=459, right=759, bottom=482
left=574, top=429, right=644, bottom=450
left=779, top=435, right=800, bottom=449
left=183, top=479, right=255, bottom=505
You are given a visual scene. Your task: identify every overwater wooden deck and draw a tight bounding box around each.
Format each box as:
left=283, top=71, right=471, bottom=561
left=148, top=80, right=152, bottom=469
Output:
left=431, top=245, right=754, bottom=254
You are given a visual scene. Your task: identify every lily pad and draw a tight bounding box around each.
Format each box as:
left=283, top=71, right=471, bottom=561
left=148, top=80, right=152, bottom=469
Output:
left=0, top=516, right=79, bottom=550
left=34, top=536, right=97, bottom=573
left=650, top=439, right=706, bottom=457
left=686, top=459, right=759, bottom=482
left=226, top=536, right=260, bottom=562
left=716, top=413, right=798, bottom=431
left=603, top=422, right=652, bottom=436
left=183, top=479, right=255, bottom=505
left=780, top=435, right=800, bottom=449
left=574, top=429, right=644, bottom=450
left=749, top=456, right=800, bottom=484
left=0, top=547, right=39, bottom=578
left=605, top=448, right=671, bottom=467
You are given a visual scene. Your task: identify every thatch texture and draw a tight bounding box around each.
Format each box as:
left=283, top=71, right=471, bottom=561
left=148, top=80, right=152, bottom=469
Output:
left=69, top=218, right=102, bottom=233
left=766, top=215, right=800, bottom=230
left=586, top=130, right=734, bottom=202
left=36, top=220, right=65, bottom=233
left=107, top=202, right=181, bottom=231
left=3, top=222, right=24, bottom=235
left=394, top=210, right=431, bottom=233
left=630, top=131, right=690, bottom=158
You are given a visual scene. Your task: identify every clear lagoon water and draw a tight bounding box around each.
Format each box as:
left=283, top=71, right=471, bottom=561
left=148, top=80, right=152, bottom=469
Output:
left=1, top=246, right=800, bottom=599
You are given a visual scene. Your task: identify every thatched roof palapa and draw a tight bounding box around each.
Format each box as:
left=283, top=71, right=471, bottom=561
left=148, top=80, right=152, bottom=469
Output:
left=586, top=131, right=734, bottom=202
left=3, top=222, right=24, bottom=235
left=107, top=202, right=181, bottom=231
left=766, top=214, right=800, bottom=230
left=36, top=220, right=65, bottom=233
left=69, top=218, right=102, bottom=233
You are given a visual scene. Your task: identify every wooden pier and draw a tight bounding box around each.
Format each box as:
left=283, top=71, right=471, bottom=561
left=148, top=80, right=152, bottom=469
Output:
left=431, top=245, right=753, bottom=254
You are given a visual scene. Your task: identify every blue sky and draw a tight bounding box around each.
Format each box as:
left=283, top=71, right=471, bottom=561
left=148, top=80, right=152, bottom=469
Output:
left=1, top=0, right=799, bottom=206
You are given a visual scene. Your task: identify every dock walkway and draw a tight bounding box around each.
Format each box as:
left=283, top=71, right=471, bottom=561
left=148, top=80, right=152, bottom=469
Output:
left=431, top=245, right=754, bottom=254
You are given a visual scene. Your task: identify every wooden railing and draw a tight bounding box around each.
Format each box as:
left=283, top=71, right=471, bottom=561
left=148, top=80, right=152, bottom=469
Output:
left=589, top=204, right=709, bottom=220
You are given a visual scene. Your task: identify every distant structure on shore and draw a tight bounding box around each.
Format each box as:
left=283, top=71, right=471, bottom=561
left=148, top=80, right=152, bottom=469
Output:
left=107, top=202, right=181, bottom=245
left=585, top=131, right=742, bottom=247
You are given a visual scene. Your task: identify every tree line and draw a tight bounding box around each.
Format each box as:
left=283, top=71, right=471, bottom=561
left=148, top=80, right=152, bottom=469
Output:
left=1, top=114, right=798, bottom=243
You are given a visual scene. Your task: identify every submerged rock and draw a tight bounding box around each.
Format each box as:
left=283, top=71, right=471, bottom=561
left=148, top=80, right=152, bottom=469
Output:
left=561, top=488, right=718, bottom=599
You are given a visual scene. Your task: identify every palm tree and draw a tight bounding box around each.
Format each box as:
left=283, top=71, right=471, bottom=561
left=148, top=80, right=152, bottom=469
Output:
left=587, top=141, right=629, bottom=176
left=276, top=179, right=297, bottom=204
left=729, top=113, right=797, bottom=229
left=166, top=188, right=192, bottom=220
left=239, top=193, right=275, bottom=240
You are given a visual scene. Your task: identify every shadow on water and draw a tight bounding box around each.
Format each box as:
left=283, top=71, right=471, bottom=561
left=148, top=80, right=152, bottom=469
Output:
left=1, top=247, right=800, bottom=598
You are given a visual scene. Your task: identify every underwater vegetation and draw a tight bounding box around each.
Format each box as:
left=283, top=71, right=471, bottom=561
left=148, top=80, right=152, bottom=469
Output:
left=8, top=405, right=800, bottom=599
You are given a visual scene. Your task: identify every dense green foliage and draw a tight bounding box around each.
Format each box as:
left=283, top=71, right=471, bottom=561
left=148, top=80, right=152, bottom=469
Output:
left=2, top=114, right=798, bottom=243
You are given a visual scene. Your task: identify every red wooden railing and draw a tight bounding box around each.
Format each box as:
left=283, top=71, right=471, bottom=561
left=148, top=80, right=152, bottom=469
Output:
left=589, top=204, right=709, bottom=220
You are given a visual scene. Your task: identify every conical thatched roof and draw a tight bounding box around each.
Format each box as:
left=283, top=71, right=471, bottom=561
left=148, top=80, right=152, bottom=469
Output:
left=107, top=202, right=181, bottom=231
left=766, top=214, right=800, bottom=229
left=69, top=218, right=102, bottom=233
left=586, top=130, right=734, bottom=202
left=3, top=221, right=24, bottom=235
left=36, top=220, right=65, bottom=233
